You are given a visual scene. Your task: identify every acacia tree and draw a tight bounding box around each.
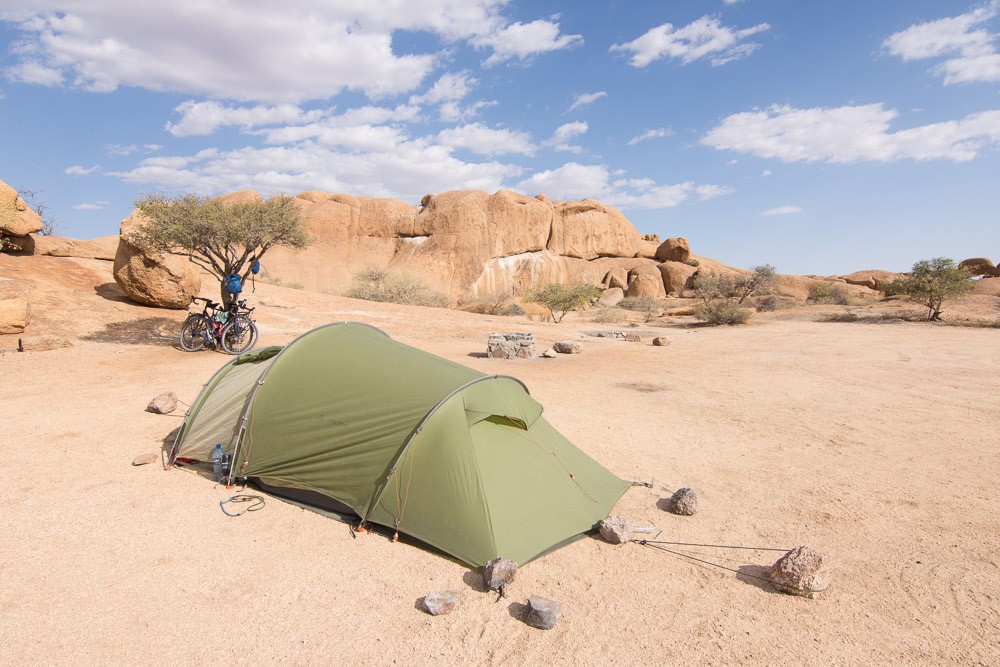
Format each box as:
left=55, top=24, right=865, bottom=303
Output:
left=524, top=283, right=602, bottom=323
left=133, top=193, right=309, bottom=304
left=894, top=257, right=973, bottom=321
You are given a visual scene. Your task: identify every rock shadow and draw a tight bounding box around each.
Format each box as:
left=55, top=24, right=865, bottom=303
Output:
left=736, top=564, right=782, bottom=595
left=461, top=569, right=488, bottom=593
left=81, top=317, right=180, bottom=346
left=94, top=282, right=131, bottom=303
left=466, top=352, right=488, bottom=359
left=507, top=600, right=528, bottom=621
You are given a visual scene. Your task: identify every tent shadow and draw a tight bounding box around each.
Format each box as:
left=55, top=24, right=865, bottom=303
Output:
left=736, top=564, right=782, bottom=595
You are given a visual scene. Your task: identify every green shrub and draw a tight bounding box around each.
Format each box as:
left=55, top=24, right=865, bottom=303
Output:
left=692, top=300, right=753, bottom=325
left=807, top=282, right=849, bottom=305
left=686, top=258, right=700, bottom=267
left=346, top=266, right=448, bottom=307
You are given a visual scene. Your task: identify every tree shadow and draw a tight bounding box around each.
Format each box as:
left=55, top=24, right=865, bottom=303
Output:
left=94, top=282, right=132, bottom=303
left=81, top=317, right=180, bottom=346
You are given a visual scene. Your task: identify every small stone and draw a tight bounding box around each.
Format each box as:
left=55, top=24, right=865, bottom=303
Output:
left=769, top=546, right=830, bottom=599
left=17, top=335, right=72, bottom=352
left=422, top=590, right=458, bottom=615
left=132, top=453, right=159, bottom=466
left=483, top=557, right=517, bottom=592
left=553, top=340, right=581, bottom=354
left=652, top=336, right=671, bottom=347
left=624, top=333, right=641, bottom=343
left=666, top=487, right=699, bottom=516
left=541, top=348, right=557, bottom=358
left=146, top=391, right=178, bottom=414
left=598, top=514, right=634, bottom=544
left=525, top=595, right=561, bottom=630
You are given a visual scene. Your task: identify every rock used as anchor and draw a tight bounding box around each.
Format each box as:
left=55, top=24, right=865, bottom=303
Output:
left=769, top=546, right=830, bottom=599
left=525, top=595, right=562, bottom=629
left=598, top=514, right=634, bottom=544
left=483, top=557, right=517, bottom=592
left=666, top=487, right=699, bottom=516
left=146, top=391, right=178, bottom=414
left=422, top=590, right=458, bottom=615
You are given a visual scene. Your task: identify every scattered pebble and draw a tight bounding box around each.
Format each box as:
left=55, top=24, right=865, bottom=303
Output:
left=553, top=340, right=581, bottom=354
left=422, top=590, right=458, bottom=615
left=666, top=487, right=699, bottom=516
left=132, top=453, right=159, bottom=466
left=525, top=595, right=561, bottom=629
left=652, top=336, right=671, bottom=347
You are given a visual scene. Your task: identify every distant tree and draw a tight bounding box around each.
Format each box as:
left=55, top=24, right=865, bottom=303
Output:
left=524, top=283, right=602, bottom=323
left=133, top=193, right=309, bottom=305
left=17, top=189, right=58, bottom=236
left=892, top=257, right=974, bottom=321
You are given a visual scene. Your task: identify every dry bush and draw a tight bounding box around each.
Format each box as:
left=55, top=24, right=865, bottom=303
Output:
left=692, top=299, right=753, bottom=325
left=591, top=304, right=625, bottom=323
left=808, top=282, right=850, bottom=305
left=347, top=266, right=448, bottom=307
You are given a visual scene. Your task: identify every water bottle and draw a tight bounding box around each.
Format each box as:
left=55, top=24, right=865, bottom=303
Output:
left=211, top=443, right=226, bottom=482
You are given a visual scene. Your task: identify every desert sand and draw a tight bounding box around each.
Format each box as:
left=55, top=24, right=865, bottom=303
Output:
left=1, top=253, right=998, bottom=665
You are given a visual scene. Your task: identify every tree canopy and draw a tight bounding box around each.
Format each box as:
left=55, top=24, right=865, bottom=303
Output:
left=893, top=257, right=973, bottom=321
left=132, top=193, right=309, bottom=300
left=524, top=283, right=601, bottom=323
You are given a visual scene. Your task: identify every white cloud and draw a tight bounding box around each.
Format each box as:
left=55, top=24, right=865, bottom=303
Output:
left=546, top=121, right=588, bottom=153
left=72, top=200, right=110, bottom=210
left=627, top=128, right=673, bottom=145
left=884, top=2, right=1000, bottom=84
left=166, top=100, right=328, bottom=137
left=3, top=59, right=62, bottom=86
left=439, top=99, right=496, bottom=122
left=761, top=169, right=772, bottom=177
left=437, top=123, right=535, bottom=156
left=108, top=140, right=524, bottom=204
left=409, top=71, right=477, bottom=105
left=701, top=103, right=1000, bottom=163
left=65, top=164, right=99, bottom=176
left=257, top=105, right=421, bottom=153
left=568, top=91, right=607, bottom=112
left=477, top=19, right=583, bottom=66
left=761, top=205, right=801, bottom=216
left=516, top=162, right=733, bottom=209
left=0, top=2, right=571, bottom=103
left=611, top=16, right=770, bottom=67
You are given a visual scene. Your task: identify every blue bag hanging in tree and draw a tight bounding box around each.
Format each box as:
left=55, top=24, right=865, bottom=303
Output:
left=224, top=273, right=243, bottom=295
left=250, top=259, right=260, bottom=292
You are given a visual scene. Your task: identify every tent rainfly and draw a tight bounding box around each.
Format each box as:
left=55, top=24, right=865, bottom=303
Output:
left=169, top=322, right=629, bottom=567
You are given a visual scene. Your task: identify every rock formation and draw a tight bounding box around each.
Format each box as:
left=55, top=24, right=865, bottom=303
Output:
left=112, top=211, right=201, bottom=309
left=1, top=180, right=43, bottom=249
left=958, top=257, right=1000, bottom=277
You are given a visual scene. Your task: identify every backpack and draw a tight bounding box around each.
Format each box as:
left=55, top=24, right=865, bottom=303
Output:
left=224, top=273, right=243, bottom=295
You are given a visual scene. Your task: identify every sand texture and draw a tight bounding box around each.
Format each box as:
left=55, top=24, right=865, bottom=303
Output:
left=1, top=253, right=998, bottom=665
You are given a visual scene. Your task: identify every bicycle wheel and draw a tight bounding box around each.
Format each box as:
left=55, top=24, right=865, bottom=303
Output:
left=221, top=317, right=257, bottom=355
left=179, top=315, right=210, bottom=351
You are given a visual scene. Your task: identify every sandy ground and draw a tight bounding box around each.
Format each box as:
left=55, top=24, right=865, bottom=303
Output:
left=1, top=253, right=998, bottom=665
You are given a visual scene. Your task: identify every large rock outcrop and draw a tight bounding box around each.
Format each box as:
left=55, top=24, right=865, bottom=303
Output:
left=112, top=212, right=201, bottom=309
left=958, top=258, right=1000, bottom=277
left=1, top=180, right=43, bottom=248
left=0, top=284, right=29, bottom=334
left=261, top=189, right=643, bottom=300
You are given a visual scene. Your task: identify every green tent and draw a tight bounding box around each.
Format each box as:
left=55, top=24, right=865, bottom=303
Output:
left=169, top=322, right=629, bottom=567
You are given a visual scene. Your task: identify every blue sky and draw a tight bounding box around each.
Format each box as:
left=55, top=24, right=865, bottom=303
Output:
left=1, top=0, right=998, bottom=275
